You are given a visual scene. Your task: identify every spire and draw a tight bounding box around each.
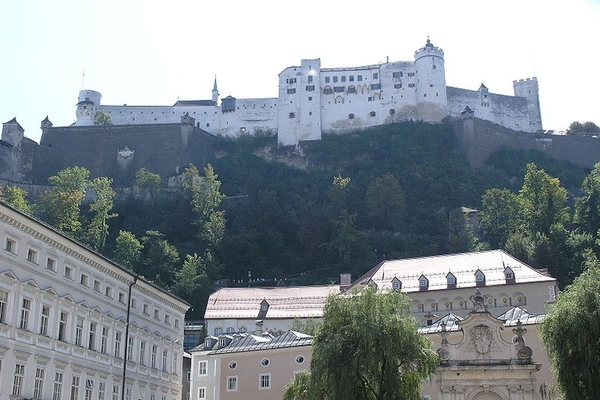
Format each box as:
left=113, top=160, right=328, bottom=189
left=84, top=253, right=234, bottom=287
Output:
left=212, top=75, right=219, bottom=104
left=213, top=75, right=218, bottom=92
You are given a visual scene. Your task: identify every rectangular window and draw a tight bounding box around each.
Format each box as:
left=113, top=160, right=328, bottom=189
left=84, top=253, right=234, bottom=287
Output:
left=394, top=83, right=402, bottom=89
left=118, top=292, right=126, bottom=304
left=34, top=368, right=45, bottom=398
left=46, top=257, right=56, bottom=272
left=357, top=75, right=363, bottom=81
left=139, top=341, right=146, bottom=365
left=112, top=385, right=120, bottom=400
left=58, top=311, right=67, bottom=341
left=151, top=345, right=158, bottom=369
left=70, top=376, right=80, bottom=400
left=334, top=86, right=344, bottom=93
left=373, top=72, right=379, bottom=80
left=286, top=88, right=296, bottom=94
left=371, top=83, right=381, bottom=90
left=85, top=379, right=94, bottom=400
left=20, top=298, right=31, bottom=330
left=393, top=71, right=403, bottom=78
left=127, top=337, right=134, bottom=361
left=325, top=77, right=330, bottom=83
left=80, top=274, right=89, bottom=287
left=227, top=376, right=238, bottom=392
left=75, top=317, right=84, bottom=346
left=333, top=76, right=338, bottom=83
left=198, top=387, right=206, bottom=400
left=408, top=72, right=415, bottom=77
left=164, top=314, right=170, bottom=324
left=305, top=85, right=315, bottom=91
left=101, top=326, right=109, bottom=354
left=143, top=304, right=149, bottom=315
left=89, top=322, right=97, bottom=350
left=154, top=309, right=160, bottom=319
left=13, top=363, right=25, bottom=396
left=114, top=331, right=122, bottom=358
left=349, top=75, right=354, bottom=82
left=27, top=248, right=39, bottom=264
left=341, top=76, right=346, bottom=82
left=40, top=305, right=50, bottom=336
left=260, top=373, right=271, bottom=389
left=162, top=350, right=168, bottom=371
left=64, top=266, right=73, bottom=279
left=53, top=372, right=63, bottom=400
left=5, top=237, right=16, bottom=253
left=126, top=387, right=132, bottom=400
left=0, top=289, right=8, bottom=323
left=98, top=381, right=106, bottom=400
left=105, top=286, right=113, bottom=298
left=408, top=83, right=415, bottom=88
left=93, top=280, right=101, bottom=292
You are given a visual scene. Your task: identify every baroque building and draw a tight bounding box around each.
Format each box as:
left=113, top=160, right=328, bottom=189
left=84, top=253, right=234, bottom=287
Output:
left=0, top=200, right=190, bottom=400
left=74, top=39, right=542, bottom=147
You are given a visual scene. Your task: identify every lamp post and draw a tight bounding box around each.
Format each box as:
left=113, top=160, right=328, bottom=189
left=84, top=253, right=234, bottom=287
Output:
left=121, top=275, right=138, bottom=400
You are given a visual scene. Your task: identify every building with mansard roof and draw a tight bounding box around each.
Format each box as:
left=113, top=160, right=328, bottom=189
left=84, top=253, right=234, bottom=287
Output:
left=0, top=200, right=189, bottom=400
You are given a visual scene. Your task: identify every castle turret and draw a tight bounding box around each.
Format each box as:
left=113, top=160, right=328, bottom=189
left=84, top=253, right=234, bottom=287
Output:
left=76, top=89, right=102, bottom=126
left=212, top=76, right=219, bottom=105
left=414, top=37, right=447, bottom=122
left=40, top=116, right=53, bottom=134
left=2, top=117, right=24, bottom=147
left=513, top=78, right=542, bottom=132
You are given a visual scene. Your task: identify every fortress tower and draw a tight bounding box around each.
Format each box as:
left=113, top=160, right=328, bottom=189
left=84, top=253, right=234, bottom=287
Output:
left=513, top=78, right=542, bottom=131
left=76, top=89, right=102, bottom=126
left=1, top=118, right=24, bottom=147
left=413, top=38, right=447, bottom=121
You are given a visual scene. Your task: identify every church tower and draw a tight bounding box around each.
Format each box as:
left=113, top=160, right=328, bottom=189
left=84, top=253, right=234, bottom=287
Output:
left=212, top=76, right=219, bottom=105
left=413, top=37, right=447, bottom=122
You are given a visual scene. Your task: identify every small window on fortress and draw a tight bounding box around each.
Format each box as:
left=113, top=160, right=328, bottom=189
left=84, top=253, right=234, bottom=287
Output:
left=394, top=84, right=402, bottom=89
left=349, top=75, right=354, bottom=82
left=357, top=75, right=363, bottom=81
left=289, top=112, right=295, bottom=118
left=370, top=111, right=376, bottom=117
left=373, top=73, right=379, bottom=80
left=389, top=109, right=395, bottom=115
left=287, top=88, right=296, bottom=94
left=348, top=113, right=355, bottom=119
left=306, top=85, right=315, bottom=91
left=333, top=76, right=338, bottom=83
left=433, top=65, right=437, bottom=69
left=408, top=84, right=415, bottom=88
left=240, top=127, right=247, bottom=133
left=325, top=77, right=330, bottom=83
left=347, top=86, right=356, bottom=94
left=341, top=76, right=346, bottom=82
left=308, top=75, right=313, bottom=83
left=323, top=87, right=333, bottom=95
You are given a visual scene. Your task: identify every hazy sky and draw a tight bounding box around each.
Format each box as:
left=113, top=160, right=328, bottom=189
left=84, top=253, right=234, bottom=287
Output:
left=1, top=0, right=599, bottom=143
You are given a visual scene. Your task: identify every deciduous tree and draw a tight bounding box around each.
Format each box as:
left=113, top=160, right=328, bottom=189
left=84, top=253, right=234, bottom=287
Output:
left=114, top=230, right=143, bottom=271
left=366, top=173, right=405, bottom=230
left=0, top=185, right=32, bottom=214
left=574, top=162, right=600, bottom=235
left=540, top=253, right=600, bottom=400
left=82, top=177, right=117, bottom=251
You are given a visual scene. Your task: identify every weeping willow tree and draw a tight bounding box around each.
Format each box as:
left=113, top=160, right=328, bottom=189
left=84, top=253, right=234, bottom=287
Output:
left=284, top=286, right=438, bottom=400
left=540, top=253, right=600, bottom=400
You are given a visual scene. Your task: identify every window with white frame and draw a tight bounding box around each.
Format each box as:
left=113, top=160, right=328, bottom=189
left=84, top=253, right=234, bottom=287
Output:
left=98, top=381, right=106, bottom=400
left=227, top=376, right=238, bottom=392
left=52, top=372, right=63, bottom=400
left=198, top=360, right=208, bottom=376
left=40, top=305, right=50, bottom=336
left=13, top=363, right=25, bottom=396
left=34, top=367, right=45, bottom=398
left=89, top=322, right=97, bottom=350
left=27, top=248, right=39, bottom=264
left=46, top=257, right=56, bottom=272
left=259, top=373, right=271, bottom=389
left=127, top=337, right=134, bottom=361
left=114, top=331, right=122, bottom=358
left=80, top=273, right=89, bottom=287
left=93, top=280, right=101, bottom=292
left=85, top=379, right=94, bottom=400
left=162, top=350, right=168, bottom=371
left=112, top=385, right=119, bottom=400
left=198, top=387, right=206, bottom=400
left=4, top=237, right=16, bottom=254
left=70, top=375, right=80, bottom=400
left=139, top=341, right=146, bottom=365
left=75, top=317, right=84, bottom=346
left=0, top=289, right=8, bottom=323
left=58, top=311, right=67, bottom=341
left=151, top=345, right=157, bottom=368
left=105, top=286, right=113, bottom=298
left=101, top=326, right=109, bottom=354
left=64, top=266, right=73, bottom=280
left=20, top=298, right=31, bottom=330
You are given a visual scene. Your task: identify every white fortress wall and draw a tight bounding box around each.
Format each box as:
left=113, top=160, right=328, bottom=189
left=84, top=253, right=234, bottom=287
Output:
left=219, top=97, right=278, bottom=137
left=99, top=105, right=177, bottom=125
left=447, top=87, right=531, bottom=132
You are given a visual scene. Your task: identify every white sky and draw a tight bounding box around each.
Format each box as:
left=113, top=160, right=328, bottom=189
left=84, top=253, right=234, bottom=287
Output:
left=1, top=0, right=599, bottom=144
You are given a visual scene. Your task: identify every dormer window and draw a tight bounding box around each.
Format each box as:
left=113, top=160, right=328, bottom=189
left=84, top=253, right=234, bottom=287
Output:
left=446, top=272, right=457, bottom=289
left=504, top=267, right=515, bottom=283
left=418, top=275, right=429, bottom=291
left=258, top=299, right=270, bottom=318
left=475, top=269, right=486, bottom=287
left=391, top=277, right=402, bottom=291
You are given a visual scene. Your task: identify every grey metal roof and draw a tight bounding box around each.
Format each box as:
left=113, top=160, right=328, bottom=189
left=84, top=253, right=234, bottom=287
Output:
left=212, top=330, right=313, bottom=354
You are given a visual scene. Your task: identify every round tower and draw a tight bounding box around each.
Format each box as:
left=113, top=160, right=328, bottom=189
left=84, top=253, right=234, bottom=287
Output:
left=76, top=89, right=102, bottom=126
left=413, top=37, right=447, bottom=122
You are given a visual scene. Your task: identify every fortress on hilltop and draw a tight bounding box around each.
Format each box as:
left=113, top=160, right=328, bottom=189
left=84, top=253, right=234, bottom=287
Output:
left=75, top=38, right=542, bottom=146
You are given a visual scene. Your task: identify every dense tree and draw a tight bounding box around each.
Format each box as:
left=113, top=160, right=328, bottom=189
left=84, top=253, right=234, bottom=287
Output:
left=38, top=167, right=90, bottom=235
left=540, top=253, right=600, bottom=400
left=366, top=173, right=405, bottom=230
left=135, top=168, right=162, bottom=200
left=480, top=188, right=523, bottom=248
left=0, top=185, right=32, bottom=214
left=93, top=111, right=113, bottom=126
left=327, top=210, right=367, bottom=267
left=113, top=230, right=143, bottom=271
left=286, top=287, right=438, bottom=400
left=566, top=121, right=600, bottom=136
left=139, top=230, right=180, bottom=287
left=82, top=177, right=117, bottom=251
left=172, top=253, right=212, bottom=319
left=519, top=163, right=569, bottom=235
left=574, top=162, right=600, bottom=235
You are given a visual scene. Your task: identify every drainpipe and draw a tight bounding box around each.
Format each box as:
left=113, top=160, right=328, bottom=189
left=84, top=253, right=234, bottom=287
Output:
left=122, top=275, right=138, bottom=400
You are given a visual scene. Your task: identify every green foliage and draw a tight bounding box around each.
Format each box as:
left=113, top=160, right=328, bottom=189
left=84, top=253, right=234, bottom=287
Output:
left=38, top=166, right=90, bottom=235
left=574, top=162, right=600, bottom=234
left=566, top=121, right=600, bottom=136
left=135, top=168, right=161, bottom=199
left=0, top=185, right=33, bottom=214
left=366, top=173, right=405, bottom=230
left=82, top=177, right=117, bottom=251
left=93, top=111, right=113, bottom=126
left=139, top=230, right=180, bottom=287
left=540, top=254, right=600, bottom=400
left=288, top=318, right=322, bottom=336
left=114, top=230, right=143, bottom=271
left=172, top=254, right=212, bottom=320
left=299, top=287, right=438, bottom=400
left=480, top=188, right=524, bottom=248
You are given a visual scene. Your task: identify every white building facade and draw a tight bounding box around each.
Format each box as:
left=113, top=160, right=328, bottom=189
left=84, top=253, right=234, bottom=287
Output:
left=74, top=39, right=542, bottom=147
left=0, top=200, right=189, bottom=400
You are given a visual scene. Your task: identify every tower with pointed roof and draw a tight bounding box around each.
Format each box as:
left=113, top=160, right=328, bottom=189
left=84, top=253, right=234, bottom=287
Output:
left=413, top=37, right=447, bottom=122
left=2, top=117, right=24, bottom=147
left=211, top=76, right=219, bottom=105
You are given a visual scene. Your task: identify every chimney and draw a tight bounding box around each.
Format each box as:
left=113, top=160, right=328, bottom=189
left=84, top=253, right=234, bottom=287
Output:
left=255, top=320, right=263, bottom=336
left=340, top=273, right=352, bottom=291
